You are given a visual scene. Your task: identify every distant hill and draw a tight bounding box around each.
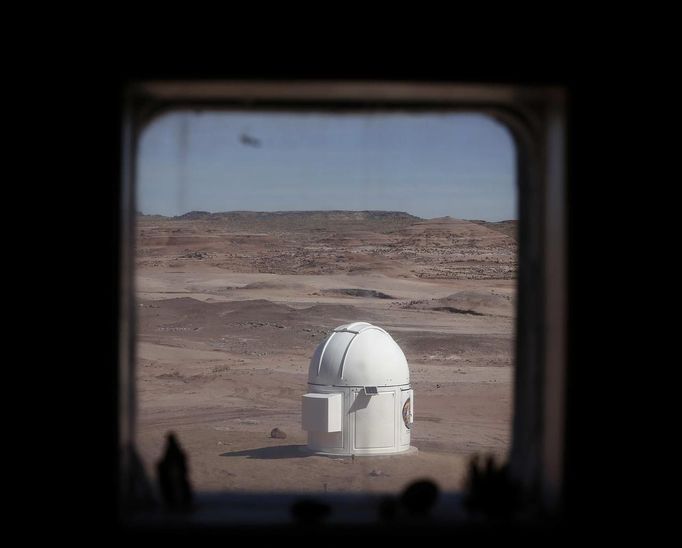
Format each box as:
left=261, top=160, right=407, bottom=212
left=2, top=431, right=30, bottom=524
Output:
left=137, top=210, right=422, bottom=234
left=136, top=213, right=169, bottom=221
left=469, top=220, right=518, bottom=241
left=172, top=210, right=422, bottom=222
left=138, top=211, right=517, bottom=240
left=136, top=211, right=517, bottom=278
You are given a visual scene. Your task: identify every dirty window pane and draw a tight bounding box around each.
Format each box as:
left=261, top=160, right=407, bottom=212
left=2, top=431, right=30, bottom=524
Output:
left=135, top=111, right=517, bottom=494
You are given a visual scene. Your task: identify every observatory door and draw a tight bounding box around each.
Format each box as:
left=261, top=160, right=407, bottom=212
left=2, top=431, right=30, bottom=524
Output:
left=351, top=388, right=397, bottom=452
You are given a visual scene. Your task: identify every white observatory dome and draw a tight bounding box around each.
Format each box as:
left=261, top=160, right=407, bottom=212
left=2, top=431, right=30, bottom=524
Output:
left=302, top=322, right=414, bottom=456
left=308, top=322, right=410, bottom=387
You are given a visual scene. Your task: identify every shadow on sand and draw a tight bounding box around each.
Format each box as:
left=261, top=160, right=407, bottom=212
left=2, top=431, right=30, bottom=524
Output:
left=220, top=444, right=312, bottom=460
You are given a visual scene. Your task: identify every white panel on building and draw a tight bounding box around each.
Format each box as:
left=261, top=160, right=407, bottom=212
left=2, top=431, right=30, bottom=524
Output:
left=354, top=391, right=395, bottom=449
left=301, top=392, right=343, bottom=432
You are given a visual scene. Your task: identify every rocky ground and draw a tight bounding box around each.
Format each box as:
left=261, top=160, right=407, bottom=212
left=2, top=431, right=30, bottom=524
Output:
left=135, top=211, right=517, bottom=494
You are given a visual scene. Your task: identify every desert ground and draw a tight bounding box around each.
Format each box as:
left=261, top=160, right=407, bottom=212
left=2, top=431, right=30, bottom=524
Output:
left=135, top=211, right=517, bottom=495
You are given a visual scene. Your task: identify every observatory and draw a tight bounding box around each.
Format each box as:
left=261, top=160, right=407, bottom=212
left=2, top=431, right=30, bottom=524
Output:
left=302, top=322, right=414, bottom=456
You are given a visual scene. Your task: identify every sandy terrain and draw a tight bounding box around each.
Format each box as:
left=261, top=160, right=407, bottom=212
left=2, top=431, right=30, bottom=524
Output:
left=135, top=211, right=517, bottom=494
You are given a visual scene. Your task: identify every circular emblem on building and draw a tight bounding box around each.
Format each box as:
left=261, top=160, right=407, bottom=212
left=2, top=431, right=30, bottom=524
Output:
left=402, top=398, right=411, bottom=429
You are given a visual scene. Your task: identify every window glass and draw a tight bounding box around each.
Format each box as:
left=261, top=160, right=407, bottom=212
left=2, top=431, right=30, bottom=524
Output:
left=135, top=111, right=517, bottom=494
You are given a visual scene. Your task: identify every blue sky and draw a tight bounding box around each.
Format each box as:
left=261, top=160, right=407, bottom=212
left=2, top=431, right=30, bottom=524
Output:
left=137, top=111, right=516, bottom=221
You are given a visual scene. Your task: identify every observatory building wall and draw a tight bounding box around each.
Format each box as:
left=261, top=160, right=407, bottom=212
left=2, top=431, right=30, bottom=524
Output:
left=302, top=322, right=414, bottom=456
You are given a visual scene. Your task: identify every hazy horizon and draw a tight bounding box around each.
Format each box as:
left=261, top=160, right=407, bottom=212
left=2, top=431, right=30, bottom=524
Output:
left=137, top=208, right=518, bottom=222
left=137, top=112, right=516, bottom=221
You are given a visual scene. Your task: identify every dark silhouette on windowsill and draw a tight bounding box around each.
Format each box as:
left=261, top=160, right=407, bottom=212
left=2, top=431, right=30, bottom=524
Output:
left=463, top=454, right=523, bottom=521
left=157, top=432, right=193, bottom=512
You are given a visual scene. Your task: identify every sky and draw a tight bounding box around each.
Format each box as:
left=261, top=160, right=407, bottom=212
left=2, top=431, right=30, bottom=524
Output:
left=137, top=111, right=516, bottom=221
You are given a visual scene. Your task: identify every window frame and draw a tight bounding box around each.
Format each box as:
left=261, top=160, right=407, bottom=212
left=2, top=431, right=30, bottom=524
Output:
left=118, top=81, right=567, bottom=524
